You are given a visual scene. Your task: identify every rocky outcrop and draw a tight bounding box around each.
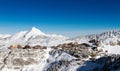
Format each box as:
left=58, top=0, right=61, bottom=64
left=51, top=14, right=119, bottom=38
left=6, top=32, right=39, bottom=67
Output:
left=51, top=42, right=103, bottom=59
left=0, top=50, right=11, bottom=70
left=0, top=48, right=48, bottom=71
left=8, top=45, right=47, bottom=50
left=0, top=41, right=119, bottom=71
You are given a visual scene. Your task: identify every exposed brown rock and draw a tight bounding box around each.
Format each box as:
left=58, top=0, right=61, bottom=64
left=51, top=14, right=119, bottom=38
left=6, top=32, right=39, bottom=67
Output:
left=80, top=43, right=90, bottom=47
left=33, top=45, right=42, bottom=49
left=12, top=58, right=25, bottom=66
left=42, top=46, right=47, bottom=49
left=73, top=42, right=79, bottom=47
left=105, top=50, right=108, bottom=53
left=9, top=45, right=17, bottom=49
left=81, top=48, right=89, bottom=58
left=23, top=45, right=31, bottom=49
left=89, top=39, right=96, bottom=43
left=90, top=52, right=97, bottom=58
left=49, top=42, right=92, bottom=58
left=89, top=39, right=100, bottom=47
left=17, top=44, right=23, bottom=49
left=33, top=45, right=47, bottom=49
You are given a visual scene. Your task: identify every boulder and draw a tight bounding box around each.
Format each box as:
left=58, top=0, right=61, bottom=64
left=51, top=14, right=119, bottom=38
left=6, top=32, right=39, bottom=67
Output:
left=9, top=45, right=17, bottom=49
left=23, top=45, right=31, bottom=49
left=33, top=45, right=42, bottom=49
left=17, top=44, right=23, bottom=49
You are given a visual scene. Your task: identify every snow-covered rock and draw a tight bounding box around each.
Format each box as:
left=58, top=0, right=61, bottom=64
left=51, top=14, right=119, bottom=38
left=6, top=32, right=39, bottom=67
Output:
left=0, top=27, right=120, bottom=71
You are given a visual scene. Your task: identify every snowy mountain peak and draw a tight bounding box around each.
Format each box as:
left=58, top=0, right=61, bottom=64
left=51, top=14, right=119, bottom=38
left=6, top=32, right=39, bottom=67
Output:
left=24, top=27, right=46, bottom=40
left=29, top=27, right=45, bottom=35
left=0, top=27, right=67, bottom=47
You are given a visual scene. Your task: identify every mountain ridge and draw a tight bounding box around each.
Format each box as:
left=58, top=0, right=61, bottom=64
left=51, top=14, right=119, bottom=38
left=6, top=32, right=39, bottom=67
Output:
left=0, top=27, right=67, bottom=48
left=0, top=28, right=120, bottom=71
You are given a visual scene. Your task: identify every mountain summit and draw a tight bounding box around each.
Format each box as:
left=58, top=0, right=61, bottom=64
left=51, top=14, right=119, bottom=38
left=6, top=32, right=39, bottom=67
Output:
left=28, top=27, right=45, bottom=35
left=25, top=27, right=45, bottom=40
left=0, top=27, right=66, bottom=47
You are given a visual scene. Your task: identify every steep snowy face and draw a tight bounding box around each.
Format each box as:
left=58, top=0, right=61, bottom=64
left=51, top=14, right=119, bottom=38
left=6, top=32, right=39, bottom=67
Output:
left=22, top=27, right=68, bottom=46
left=24, top=27, right=46, bottom=41
left=11, top=31, right=27, bottom=40
left=10, top=27, right=46, bottom=41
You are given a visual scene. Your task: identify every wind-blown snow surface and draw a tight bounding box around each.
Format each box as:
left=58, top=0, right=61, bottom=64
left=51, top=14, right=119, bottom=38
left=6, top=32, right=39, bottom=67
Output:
left=0, top=27, right=120, bottom=71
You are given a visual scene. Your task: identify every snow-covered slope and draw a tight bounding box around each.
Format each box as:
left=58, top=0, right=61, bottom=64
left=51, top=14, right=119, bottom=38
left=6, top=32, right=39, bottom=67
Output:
left=11, top=31, right=27, bottom=40
left=70, top=30, right=120, bottom=46
left=0, top=28, right=120, bottom=71
left=70, top=30, right=120, bottom=55
left=24, top=27, right=46, bottom=41
left=0, top=27, right=68, bottom=48
left=0, top=34, right=11, bottom=39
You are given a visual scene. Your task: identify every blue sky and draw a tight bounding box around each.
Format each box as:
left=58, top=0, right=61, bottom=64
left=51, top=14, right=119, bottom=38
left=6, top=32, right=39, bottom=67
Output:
left=0, top=0, right=120, bottom=36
